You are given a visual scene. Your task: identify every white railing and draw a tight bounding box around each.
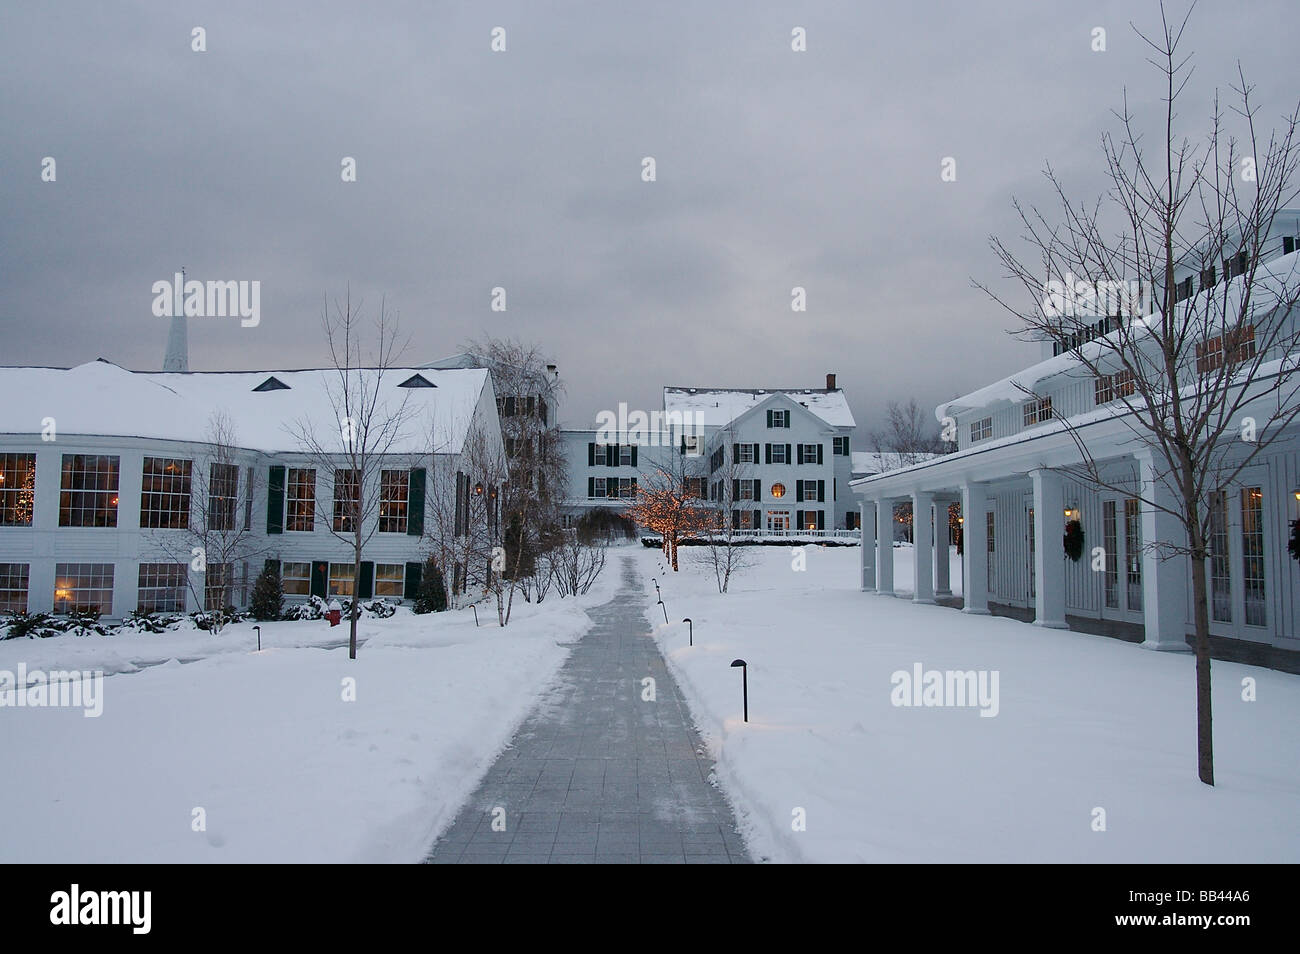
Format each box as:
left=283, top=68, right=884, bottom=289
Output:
left=646, top=528, right=862, bottom=542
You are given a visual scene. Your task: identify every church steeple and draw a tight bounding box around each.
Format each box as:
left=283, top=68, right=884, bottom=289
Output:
left=163, top=266, right=189, bottom=372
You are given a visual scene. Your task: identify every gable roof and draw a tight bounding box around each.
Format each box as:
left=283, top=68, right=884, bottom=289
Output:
left=0, top=362, right=491, bottom=455
left=663, top=386, right=855, bottom=428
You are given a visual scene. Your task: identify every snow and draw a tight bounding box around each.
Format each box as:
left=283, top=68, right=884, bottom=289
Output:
left=663, top=387, right=855, bottom=429
left=0, top=566, right=620, bottom=863
left=0, top=361, right=490, bottom=454
left=643, top=545, right=1300, bottom=863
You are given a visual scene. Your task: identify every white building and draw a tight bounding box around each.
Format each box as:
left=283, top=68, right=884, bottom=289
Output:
left=0, top=360, right=503, bottom=618
left=852, top=222, right=1300, bottom=670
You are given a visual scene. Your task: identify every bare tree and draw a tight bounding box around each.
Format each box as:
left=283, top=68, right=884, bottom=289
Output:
left=977, top=4, right=1300, bottom=785
left=694, top=425, right=757, bottom=592
left=550, top=531, right=608, bottom=597
left=150, top=412, right=263, bottom=632
left=870, top=398, right=948, bottom=466
left=287, top=290, right=416, bottom=659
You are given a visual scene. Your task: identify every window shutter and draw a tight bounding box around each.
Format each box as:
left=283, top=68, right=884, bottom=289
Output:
left=310, top=561, right=328, bottom=598
left=796, top=509, right=804, bottom=529
left=817, top=444, right=823, bottom=464
left=404, top=561, right=422, bottom=598
left=358, top=561, right=374, bottom=599
left=766, top=409, right=773, bottom=428
left=266, top=465, right=285, bottom=534
left=588, top=442, right=595, bottom=465
left=785, top=443, right=791, bottom=464
left=817, top=511, right=825, bottom=531
left=752, top=479, right=761, bottom=500
left=796, top=482, right=804, bottom=502
left=606, top=444, right=616, bottom=467
left=731, top=509, right=739, bottom=529
left=817, top=480, right=825, bottom=502
left=797, top=444, right=804, bottom=465
left=752, top=443, right=760, bottom=461
left=765, top=443, right=772, bottom=464
left=631, top=445, right=638, bottom=467
left=407, top=468, right=426, bottom=536
left=733, top=479, right=740, bottom=500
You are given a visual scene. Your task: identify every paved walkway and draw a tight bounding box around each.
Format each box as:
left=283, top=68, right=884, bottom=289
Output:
left=424, top=556, right=751, bottom=864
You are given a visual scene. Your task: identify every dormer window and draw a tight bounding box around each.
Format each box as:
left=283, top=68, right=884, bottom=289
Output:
left=766, top=409, right=790, bottom=428
left=252, top=376, right=290, bottom=392
left=397, top=373, right=436, bottom=389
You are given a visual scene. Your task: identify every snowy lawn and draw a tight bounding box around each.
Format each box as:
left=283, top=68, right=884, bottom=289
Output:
left=644, top=543, right=1300, bottom=863
left=0, top=568, right=621, bottom=863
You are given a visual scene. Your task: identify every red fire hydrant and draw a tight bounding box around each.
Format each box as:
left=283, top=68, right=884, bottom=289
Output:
left=327, top=599, right=342, bottom=627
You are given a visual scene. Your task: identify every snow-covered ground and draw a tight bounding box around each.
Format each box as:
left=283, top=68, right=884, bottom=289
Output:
left=0, top=568, right=620, bottom=863
left=645, top=543, right=1300, bottom=863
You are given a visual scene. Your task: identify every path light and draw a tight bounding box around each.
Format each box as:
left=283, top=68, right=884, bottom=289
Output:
left=657, top=599, right=668, bottom=624
left=253, top=625, right=261, bottom=652
left=683, top=617, right=692, bottom=646
left=730, top=659, right=749, bottom=722
left=471, top=605, right=479, bottom=627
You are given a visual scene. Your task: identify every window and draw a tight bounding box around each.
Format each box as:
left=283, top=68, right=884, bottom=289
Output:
left=59, top=455, right=120, bottom=527
left=137, top=563, right=187, bottom=613
left=379, top=470, right=409, bottom=533
left=767, top=511, right=790, bottom=533
left=620, top=445, right=633, bottom=466
left=617, top=477, right=637, bottom=499
left=286, top=469, right=316, bottom=531
left=205, top=563, right=232, bottom=611
left=593, top=443, right=608, bottom=466
left=592, top=477, right=606, bottom=498
left=768, top=409, right=789, bottom=428
left=1022, top=397, right=1053, bottom=427
left=333, top=470, right=359, bottom=532
left=685, top=477, right=707, bottom=499
left=282, top=561, right=311, bottom=596
left=1095, top=369, right=1136, bottom=405
left=770, top=482, right=786, bottom=499
left=375, top=563, right=405, bottom=597
left=1200, top=266, right=1216, bottom=290
left=969, top=418, right=992, bottom=442
left=738, top=481, right=754, bottom=501
left=1197, top=324, right=1255, bottom=375
left=208, top=462, right=239, bottom=531
left=0, top=563, right=29, bottom=612
left=771, top=444, right=788, bottom=464
left=1102, top=501, right=1118, bottom=609
left=1210, top=491, right=1231, bottom=623
left=329, top=563, right=355, bottom=597
left=0, top=454, right=36, bottom=526
left=682, top=435, right=702, bottom=457
left=53, top=563, right=114, bottom=615
left=800, top=443, right=819, bottom=463
left=140, top=457, right=192, bottom=529
left=1241, top=488, right=1265, bottom=626
left=738, top=444, right=755, bottom=464
left=832, top=436, right=850, bottom=456
left=243, top=465, right=254, bottom=531
left=1125, top=498, right=1142, bottom=611
left=801, top=480, right=818, bottom=501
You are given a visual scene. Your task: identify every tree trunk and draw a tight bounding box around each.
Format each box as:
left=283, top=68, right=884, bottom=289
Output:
left=350, top=542, right=360, bottom=660
left=1189, top=554, right=1214, bottom=785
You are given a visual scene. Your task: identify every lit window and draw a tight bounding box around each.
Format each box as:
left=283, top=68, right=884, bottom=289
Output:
left=771, top=483, right=786, bottom=499
left=207, top=462, right=239, bottom=532
left=286, top=469, right=316, bottom=531
left=137, top=563, right=187, bottom=613
left=59, top=455, right=120, bottom=528
left=329, top=563, right=355, bottom=597
left=333, top=470, right=359, bottom=532
left=0, top=563, right=30, bottom=612
left=282, top=562, right=311, bottom=595
left=53, top=563, right=114, bottom=615
left=0, top=454, right=36, bottom=526
left=375, top=563, right=405, bottom=597
left=969, top=418, right=992, bottom=442
left=379, top=470, right=409, bottom=533
left=140, top=457, right=193, bottom=529
left=1022, top=397, right=1053, bottom=427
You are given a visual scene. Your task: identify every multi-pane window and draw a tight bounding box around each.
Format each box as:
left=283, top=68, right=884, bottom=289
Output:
left=244, top=465, right=254, bottom=531
left=617, top=477, right=637, bottom=499
left=53, top=563, right=114, bottom=614
left=969, top=418, right=992, bottom=442
left=379, top=470, right=409, bottom=533
left=1124, top=498, right=1142, bottom=611
left=800, top=443, right=819, bottom=463
left=738, top=444, right=755, bottom=464
left=593, top=443, right=608, bottom=465
left=333, top=470, right=360, bottom=532
left=771, top=444, right=788, bottom=464
left=328, top=563, right=355, bottom=597
left=832, top=436, right=850, bottom=455
left=204, top=563, right=233, bottom=611
left=137, top=563, right=187, bottom=613
left=1094, top=370, right=1136, bottom=405
left=286, top=469, right=316, bottom=531
left=1210, top=491, right=1232, bottom=623
left=59, top=455, right=120, bottom=527
left=768, top=409, right=789, bottom=428
left=282, top=561, right=311, bottom=595
left=801, top=480, right=818, bottom=501
left=592, top=477, right=606, bottom=498
left=208, top=462, right=239, bottom=532
left=1102, top=500, right=1118, bottom=609
left=375, top=563, right=404, bottom=597
left=1196, top=324, right=1256, bottom=375
left=1022, top=397, right=1053, bottom=427
left=738, top=481, right=755, bottom=501
left=140, top=457, right=193, bottom=529
left=0, top=563, right=29, bottom=612
left=0, top=454, right=36, bottom=526
left=1241, top=487, right=1266, bottom=626
left=620, top=445, right=633, bottom=466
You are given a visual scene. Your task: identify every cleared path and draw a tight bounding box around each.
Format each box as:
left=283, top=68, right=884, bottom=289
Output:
left=424, top=556, right=751, bottom=864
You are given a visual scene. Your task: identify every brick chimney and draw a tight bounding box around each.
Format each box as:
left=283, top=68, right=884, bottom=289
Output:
left=826, top=372, right=836, bottom=390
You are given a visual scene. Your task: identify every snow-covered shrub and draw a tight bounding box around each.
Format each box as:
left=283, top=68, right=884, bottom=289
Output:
left=1, top=611, right=62, bottom=640
left=119, top=610, right=184, bottom=634
left=63, top=610, right=111, bottom=637
left=358, top=598, right=398, bottom=618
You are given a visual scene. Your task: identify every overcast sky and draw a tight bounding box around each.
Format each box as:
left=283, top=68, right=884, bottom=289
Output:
left=2, top=1, right=1297, bottom=437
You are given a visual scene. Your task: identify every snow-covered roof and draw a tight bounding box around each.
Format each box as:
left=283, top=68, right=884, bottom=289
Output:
left=851, top=451, right=936, bottom=476
left=663, top=387, right=855, bottom=428
left=0, top=360, right=490, bottom=455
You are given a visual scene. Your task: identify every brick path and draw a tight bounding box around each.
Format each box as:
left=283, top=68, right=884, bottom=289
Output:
left=423, top=556, right=751, bottom=864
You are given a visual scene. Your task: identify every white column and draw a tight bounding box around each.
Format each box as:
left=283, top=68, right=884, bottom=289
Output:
left=961, top=482, right=990, bottom=614
left=912, top=491, right=935, bottom=604
left=1137, top=452, right=1191, bottom=651
left=1030, top=469, right=1068, bottom=629
left=859, top=500, right=876, bottom=592
left=934, top=499, right=952, bottom=597
left=876, top=498, right=896, bottom=596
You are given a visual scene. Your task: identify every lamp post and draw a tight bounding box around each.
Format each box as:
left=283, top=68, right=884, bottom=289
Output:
left=683, top=617, right=692, bottom=646
left=730, top=659, right=748, bottom=722
left=253, top=625, right=261, bottom=652
left=657, top=599, right=668, bottom=624
left=471, top=605, right=479, bottom=627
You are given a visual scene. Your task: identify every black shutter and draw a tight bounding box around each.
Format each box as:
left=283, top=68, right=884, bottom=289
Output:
left=817, top=480, right=825, bottom=502
left=752, top=479, right=761, bottom=500
left=606, top=445, right=616, bottom=467
left=404, top=561, right=422, bottom=598
left=631, top=445, right=638, bottom=467
left=766, top=409, right=773, bottom=427
left=796, top=482, right=804, bottom=502
left=796, top=510, right=804, bottom=529
left=733, top=443, right=740, bottom=463
left=817, top=444, right=823, bottom=464
left=765, top=444, right=772, bottom=464
left=588, top=477, right=595, bottom=498
left=785, top=443, right=791, bottom=464
left=310, top=560, right=328, bottom=598
left=588, top=442, right=595, bottom=465
left=731, top=509, right=739, bottom=529
left=407, top=468, right=426, bottom=536
left=797, top=444, right=804, bottom=465
left=733, top=479, right=740, bottom=500
left=266, top=465, right=285, bottom=534
left=358, top=561, right=374, bottom=599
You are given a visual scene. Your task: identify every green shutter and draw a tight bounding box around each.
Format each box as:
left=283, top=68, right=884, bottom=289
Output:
left=310, top=561, right=328, bottom=598
left=404, top=561, right=422, bottom=598
left=797, top=509, right=804, bottom=529
left=588, top=442, right=595, bottom=465
left=818, top=480, right=825, bottom=502
left=785, top=443, right=792, bottom=463
left=588, top=477, right=595, bottom=498
left=796, top=482, right=804, bottom=502
left=797, top=444, right=804, bottom=465
left=267, top=465, right=285, bottom=534
left=407, top=468, right=426, bottom=536
left=358, top=561, right=374, bottom=599
left=817, top=444, right=823, bottom=464
left=818, top=510, right=825, bottom=531
left=765, top=444, right=771, bottom=464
